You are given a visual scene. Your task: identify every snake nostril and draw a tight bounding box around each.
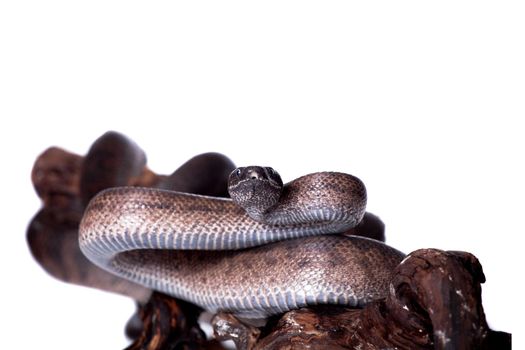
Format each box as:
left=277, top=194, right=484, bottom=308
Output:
left=248, top=170, right=261, bottom=180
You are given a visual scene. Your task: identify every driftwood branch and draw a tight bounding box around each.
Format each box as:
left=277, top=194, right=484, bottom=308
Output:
left=28, top=131, right=511, bottom=349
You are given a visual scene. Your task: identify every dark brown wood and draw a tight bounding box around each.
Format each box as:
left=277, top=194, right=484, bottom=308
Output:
left=125, top=292, right=226, bottom=350
left=31, top=146, right=83, bottom=209
left=79, top=131, right=149, bottom=205
left=343, top=211, right=385, bottom=242
left=213, top=312, right=261, bottom=350
left=28, top=131, right=511, bottom=350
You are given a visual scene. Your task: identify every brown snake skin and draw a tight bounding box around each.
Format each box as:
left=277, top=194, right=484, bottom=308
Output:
left=79, top=169, right=405, bottom=319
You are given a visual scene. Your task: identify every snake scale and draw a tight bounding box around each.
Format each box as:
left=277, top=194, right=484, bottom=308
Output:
left=79, top=166, right=404, bottom=319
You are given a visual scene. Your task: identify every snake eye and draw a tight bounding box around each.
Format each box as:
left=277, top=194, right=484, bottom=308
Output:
left=236, top=169, right=242, bottom=176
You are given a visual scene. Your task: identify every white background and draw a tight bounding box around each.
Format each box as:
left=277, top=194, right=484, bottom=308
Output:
left=1, top=1, right=523, bottom=349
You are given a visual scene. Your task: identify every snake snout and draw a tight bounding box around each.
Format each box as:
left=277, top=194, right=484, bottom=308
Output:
left=247, top=169, right=262, bottom=180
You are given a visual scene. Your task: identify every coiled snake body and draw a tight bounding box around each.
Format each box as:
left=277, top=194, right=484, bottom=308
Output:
left=79, top=167, right=404, bottom=318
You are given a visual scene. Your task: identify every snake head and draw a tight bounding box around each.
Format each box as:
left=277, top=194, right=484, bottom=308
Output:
left=228, top=166, right=283, bottom=221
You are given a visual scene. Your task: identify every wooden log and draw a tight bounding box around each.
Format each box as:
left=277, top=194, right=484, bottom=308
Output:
left=125, top=292, right=226, bottom=350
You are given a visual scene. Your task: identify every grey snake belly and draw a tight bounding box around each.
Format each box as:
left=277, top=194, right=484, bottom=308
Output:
left=79, top=170, right=404, bottom=319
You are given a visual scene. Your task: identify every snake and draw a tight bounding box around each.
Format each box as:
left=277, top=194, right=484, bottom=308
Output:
left=79, top=166, right=405, bottom=319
